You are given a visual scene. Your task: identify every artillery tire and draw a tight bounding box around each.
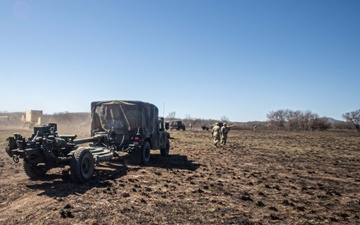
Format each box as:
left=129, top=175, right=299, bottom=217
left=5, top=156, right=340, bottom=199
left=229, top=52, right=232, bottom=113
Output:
left=160, top=139, right=170, bottom=156
left=141, top=142, right=151, bottom=165
left=70, top=148, right=94, bottom=183
left=23, top=161, right=47, bottom=179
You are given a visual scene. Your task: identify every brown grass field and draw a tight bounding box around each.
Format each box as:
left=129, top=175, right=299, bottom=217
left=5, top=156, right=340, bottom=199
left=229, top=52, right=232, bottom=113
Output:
left=0, top=124, right=360, bottom=224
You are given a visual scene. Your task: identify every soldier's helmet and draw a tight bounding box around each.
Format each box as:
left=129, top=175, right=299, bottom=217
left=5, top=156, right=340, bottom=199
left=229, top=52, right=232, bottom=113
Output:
left=223, top=123, right=227, bottom=126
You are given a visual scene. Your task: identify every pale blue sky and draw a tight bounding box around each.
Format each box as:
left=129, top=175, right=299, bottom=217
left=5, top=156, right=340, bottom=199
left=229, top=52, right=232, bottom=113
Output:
left=1, top=1, right=359, bottom=122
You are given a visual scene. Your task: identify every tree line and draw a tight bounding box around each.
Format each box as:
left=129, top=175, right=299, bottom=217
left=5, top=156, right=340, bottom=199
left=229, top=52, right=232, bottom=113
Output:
left=267, top=109, right=360, bottom=132
left=165, top=109, right=360, bottom=132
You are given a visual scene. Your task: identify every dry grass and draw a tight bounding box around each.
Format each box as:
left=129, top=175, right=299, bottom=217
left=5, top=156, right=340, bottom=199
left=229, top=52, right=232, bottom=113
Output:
left=0, top=126, right=359, bottom=224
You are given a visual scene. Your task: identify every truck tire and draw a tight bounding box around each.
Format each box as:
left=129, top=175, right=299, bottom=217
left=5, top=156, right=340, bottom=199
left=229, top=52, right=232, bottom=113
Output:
left=23, top=161, right=47, bottom=179
left=141, top=142, right=151, bottom=165
left=160, top=139, right=170, bottom=156
left=70, top=148, right=94, bottom=183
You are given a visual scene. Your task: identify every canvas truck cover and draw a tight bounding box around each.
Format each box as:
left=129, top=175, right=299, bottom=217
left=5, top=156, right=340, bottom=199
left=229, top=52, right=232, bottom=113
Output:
left=90, top=100, right=158, bottom=136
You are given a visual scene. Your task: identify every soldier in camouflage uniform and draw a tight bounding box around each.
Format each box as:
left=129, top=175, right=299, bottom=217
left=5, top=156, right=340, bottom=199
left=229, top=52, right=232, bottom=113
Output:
left=220, top=123, right=231, bottom=145
left=211, top=122, right=221, bottom=147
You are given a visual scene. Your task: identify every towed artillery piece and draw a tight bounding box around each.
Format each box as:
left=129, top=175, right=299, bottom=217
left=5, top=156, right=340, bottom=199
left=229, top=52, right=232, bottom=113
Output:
left=5, top=100, right=170, bottom=183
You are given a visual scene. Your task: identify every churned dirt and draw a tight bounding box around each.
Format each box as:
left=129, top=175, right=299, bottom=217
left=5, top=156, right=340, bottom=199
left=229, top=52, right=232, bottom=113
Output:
left=0, top=124, right=360, bottom=225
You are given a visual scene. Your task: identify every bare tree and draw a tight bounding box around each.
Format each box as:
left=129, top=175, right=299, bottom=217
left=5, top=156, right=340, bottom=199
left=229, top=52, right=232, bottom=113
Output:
left=343, top=109, right=360, bottom=132
left=166, top=111, right=176, bottom=119
left=267, top=110, right=286, bottom=129
left=268, top=109, right=321, bottom=131
left=220, top=115, right=229, bottom=123
left=289, top=110, right=317, bottom=131
left=310, top=117, right=331, bottom=131
left=300, top=110, right=315, bottom=130
left=286, top=110, right=301, bottom=130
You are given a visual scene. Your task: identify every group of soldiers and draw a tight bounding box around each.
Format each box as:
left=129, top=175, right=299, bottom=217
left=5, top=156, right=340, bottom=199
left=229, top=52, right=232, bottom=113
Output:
left=211, top=122, right=233, bottom=147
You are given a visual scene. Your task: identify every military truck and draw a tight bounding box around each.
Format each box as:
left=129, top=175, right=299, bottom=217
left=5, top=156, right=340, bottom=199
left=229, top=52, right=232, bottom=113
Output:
left=90, top=100, right=170, bottom=160
left=5, top=100, right=170, bottom=183
left=201, top=125, right=210, bottom=131
left=169, top=120, right=186, bottom=131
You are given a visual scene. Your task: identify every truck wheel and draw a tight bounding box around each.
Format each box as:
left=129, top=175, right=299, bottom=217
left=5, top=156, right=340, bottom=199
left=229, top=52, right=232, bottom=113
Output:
left=70, top=148, right=94, bottom=183
left=23, top=161, right=47, bottom=179
left=160, top=139, right=170, bottom=156
left=141, top=142, right=151, bottom=165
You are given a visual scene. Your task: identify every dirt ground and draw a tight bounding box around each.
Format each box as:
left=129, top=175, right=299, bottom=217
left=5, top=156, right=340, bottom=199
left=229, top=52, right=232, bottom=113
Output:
left=0, top=124, right=360, bottom=225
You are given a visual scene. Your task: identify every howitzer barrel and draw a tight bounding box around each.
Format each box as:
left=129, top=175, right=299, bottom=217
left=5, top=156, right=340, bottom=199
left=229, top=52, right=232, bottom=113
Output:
left=73, top=137, right=96, bottom=145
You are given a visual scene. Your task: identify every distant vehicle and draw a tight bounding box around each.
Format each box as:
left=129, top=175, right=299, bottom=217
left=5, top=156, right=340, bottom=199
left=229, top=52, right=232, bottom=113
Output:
left=201, top=125, right=210, bottom=130
left=170, top=120, right=186, bottom=131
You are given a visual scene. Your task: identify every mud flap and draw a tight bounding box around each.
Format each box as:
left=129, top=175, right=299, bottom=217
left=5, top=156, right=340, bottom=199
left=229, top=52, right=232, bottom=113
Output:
left=130, top=148, right=142, bottom=165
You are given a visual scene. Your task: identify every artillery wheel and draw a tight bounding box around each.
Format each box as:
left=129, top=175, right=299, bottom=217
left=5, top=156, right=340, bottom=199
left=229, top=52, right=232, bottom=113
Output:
left=70, top=148, right=94, bottom=183
left=141, top=142, right=151, bottom=165
left=23, top=161, right=47, bottom=179
left=160, top=139, right=170, bottom=156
